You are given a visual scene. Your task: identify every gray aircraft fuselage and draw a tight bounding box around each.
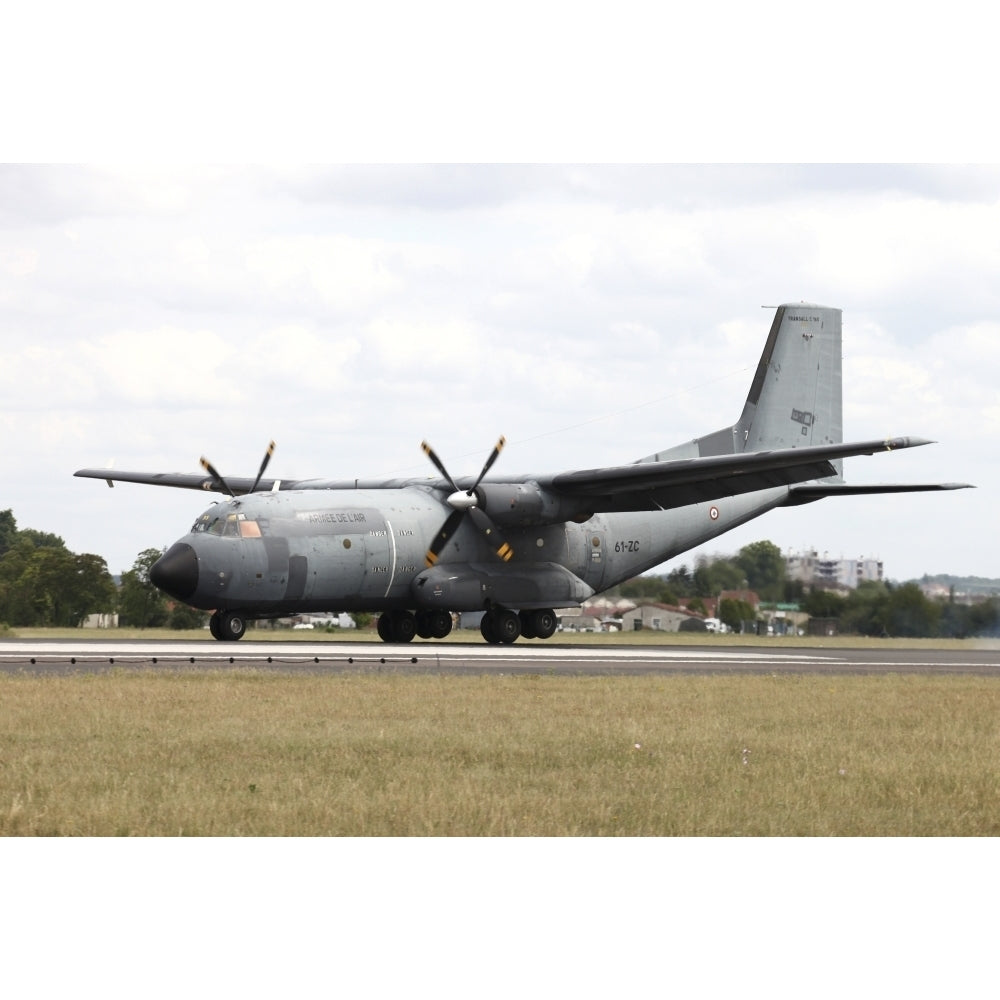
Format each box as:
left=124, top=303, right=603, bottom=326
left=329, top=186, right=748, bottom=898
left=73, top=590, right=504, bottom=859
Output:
left=155, top=483, right=788, bottom=618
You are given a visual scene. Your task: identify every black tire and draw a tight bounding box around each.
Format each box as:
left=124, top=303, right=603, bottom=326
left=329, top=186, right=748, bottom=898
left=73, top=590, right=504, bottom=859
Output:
left=519, top=611, right=537, bottom=639
left=379, top=610, right=416, bottom=643
left=377, top=613, right=394, bottom=642
left=393, top=612, right=416, bottom=643
left=528, top=608, right=558, bottom=640
left=494, top=608, right=520, bottom=644
left=415, top=611, right=435, bottom=639
left=429, top=610, right=453, bottom=639
left=218, top=611, right=247, bottom=641
left=480, top=612, right=500, bottom=644
left=209, top=613, right=223, bottom=640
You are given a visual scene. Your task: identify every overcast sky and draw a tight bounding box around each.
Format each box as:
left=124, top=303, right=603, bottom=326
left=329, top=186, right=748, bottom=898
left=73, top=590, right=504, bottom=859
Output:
left=1, top=163, right=996, bottom=581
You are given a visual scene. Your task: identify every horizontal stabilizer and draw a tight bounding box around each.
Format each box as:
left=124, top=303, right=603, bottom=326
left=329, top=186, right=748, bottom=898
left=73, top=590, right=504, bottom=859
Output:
left=782, top=481, right=974, bottom=506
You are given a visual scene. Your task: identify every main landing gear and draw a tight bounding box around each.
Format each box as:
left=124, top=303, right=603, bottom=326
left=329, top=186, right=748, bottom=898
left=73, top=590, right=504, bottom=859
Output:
left=377, top=609, right=453, bottom=643
left=375, top=607, right=558, bottom=644
left=479, top=607, right=558, bottom=644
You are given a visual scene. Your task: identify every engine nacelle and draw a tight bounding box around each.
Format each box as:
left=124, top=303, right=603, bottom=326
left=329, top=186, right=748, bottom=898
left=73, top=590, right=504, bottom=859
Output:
left=474, top=481, right=588, bottom=526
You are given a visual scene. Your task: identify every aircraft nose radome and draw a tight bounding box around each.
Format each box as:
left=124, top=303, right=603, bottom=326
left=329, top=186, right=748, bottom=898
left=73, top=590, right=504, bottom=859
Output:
left=150, top=542, right=199, bottom=602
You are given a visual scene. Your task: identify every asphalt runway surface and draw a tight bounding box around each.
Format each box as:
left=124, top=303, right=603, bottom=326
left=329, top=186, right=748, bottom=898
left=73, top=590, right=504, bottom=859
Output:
left=2, top=639, right=1000, bottom=676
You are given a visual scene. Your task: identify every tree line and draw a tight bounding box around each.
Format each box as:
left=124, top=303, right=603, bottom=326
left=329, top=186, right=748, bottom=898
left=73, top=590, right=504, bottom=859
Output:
left=0, top=510, right=200, bottom=629
left=611, top=539, right=1000, bottom=638
left=799, top=580, right=1000, bottom=639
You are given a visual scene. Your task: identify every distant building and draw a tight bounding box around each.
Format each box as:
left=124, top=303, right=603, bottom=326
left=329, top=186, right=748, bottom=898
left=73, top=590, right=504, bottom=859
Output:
left=82, top=613, right=118, bottom=628
left=620, top=603, right=706, bottom=633
left=718, top=589, right=760, bottom=610
left=786, top=549, right=883, bottom=590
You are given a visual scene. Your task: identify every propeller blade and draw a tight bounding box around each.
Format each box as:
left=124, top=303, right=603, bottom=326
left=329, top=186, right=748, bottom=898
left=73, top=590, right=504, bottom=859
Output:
left=421, top=435, right=511, bottom=564
left=249, top=440, right=276, bottom=493
left=421, top=440, right=460, bottom=494
left=470, top=435, right=506, bottom=493
left=425, top=509, right=465, bottom=567
left=469, top=506, right=513, bottom=562
left=199, top=456, right=236, bottom=498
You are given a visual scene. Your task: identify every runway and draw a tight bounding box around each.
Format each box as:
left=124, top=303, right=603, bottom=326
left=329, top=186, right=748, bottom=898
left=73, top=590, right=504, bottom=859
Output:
left=2, top=639, right=1000, bottom=676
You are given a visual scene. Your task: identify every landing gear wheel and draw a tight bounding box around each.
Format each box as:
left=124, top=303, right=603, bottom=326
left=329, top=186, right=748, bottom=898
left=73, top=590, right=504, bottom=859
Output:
left=480, top=612, right=499, bottom=644
left=414, top=610, right=452, bottom=639
left=428, top=610, right=453, bottom=639
left=415, top=611, right=434, bottom=639
left=519, top=611, right=537, bottom=639
left=377, top=613, right=393, bottom=642
left=377, top=610, right=417, bottom=643
left=213, top=610, right=247, bottom=641
left=493, top=608, right=521, bottom=644
left=527, top=608, right=557, bottom=640
left=393, top=612, right=416, bottom=643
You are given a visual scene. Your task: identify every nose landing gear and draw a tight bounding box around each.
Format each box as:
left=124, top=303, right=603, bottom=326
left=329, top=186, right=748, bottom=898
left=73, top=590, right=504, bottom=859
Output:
left=209, top=610, right=248, bottom=641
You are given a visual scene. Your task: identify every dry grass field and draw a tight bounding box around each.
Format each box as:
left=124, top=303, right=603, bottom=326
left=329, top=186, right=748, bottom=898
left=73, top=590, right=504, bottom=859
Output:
left=3, top=669, right=999, bottom=836
left=6, top=623, right=1000, bottom=648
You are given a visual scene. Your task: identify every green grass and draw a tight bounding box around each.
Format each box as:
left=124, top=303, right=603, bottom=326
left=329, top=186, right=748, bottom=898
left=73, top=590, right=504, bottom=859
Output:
left=2, top=671, right=999, bottom=835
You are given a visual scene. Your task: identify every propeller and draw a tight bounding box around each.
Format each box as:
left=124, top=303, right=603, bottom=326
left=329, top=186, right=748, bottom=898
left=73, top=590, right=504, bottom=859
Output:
left=200, top=455, right=236, bottom=498
left=250, top=440, right=277, bottom=493
left=421, top=436, right=513, bottom=566
left=200, top=441, right=276, bottom=497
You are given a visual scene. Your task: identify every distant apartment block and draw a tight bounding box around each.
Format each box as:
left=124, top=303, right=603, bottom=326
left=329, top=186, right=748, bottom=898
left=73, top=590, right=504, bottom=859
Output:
left=785, top=549, right=883, bottom=590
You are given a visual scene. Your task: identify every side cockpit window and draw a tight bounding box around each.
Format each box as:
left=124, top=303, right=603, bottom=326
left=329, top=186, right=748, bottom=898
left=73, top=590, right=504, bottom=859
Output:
left=192, top=512, right=216, bottom=533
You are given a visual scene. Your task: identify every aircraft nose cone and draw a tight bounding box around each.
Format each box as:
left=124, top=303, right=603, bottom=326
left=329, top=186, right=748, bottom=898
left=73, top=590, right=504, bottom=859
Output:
left=150, top=542, right=199, bottom=602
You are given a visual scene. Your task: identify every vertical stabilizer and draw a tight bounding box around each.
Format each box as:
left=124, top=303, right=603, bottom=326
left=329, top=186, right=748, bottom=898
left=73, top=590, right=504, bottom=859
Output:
left=636, top=303, right=843, bottom=480
left=735, top=304, right=843, bottom=477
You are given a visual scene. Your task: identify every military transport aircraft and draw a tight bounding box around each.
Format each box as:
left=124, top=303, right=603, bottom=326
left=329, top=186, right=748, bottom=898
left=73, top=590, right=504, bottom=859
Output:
left=75, top=304, right=971, bottom=643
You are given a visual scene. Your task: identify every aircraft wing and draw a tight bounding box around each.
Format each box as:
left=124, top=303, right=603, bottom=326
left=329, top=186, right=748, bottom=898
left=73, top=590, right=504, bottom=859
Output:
left=72, top=469, right=299, bottom=493
left=540, top=436, right=953, bottom=512
left=75, top=436, right=970, bottom=515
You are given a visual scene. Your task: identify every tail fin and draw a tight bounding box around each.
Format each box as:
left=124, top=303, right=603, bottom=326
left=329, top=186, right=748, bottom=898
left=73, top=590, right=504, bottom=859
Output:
left=736, top=303, right=843, bottom=476
left=639, top=303, right=844, bottom=480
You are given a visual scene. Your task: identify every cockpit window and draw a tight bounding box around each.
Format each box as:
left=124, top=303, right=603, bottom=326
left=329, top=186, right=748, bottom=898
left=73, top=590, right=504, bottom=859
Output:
left=191, top=511, right=264, bottom=538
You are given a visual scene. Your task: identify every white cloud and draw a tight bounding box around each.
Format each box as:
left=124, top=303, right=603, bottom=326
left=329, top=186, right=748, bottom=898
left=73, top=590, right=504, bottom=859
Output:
left=366, top=317, right=481, bottom=370
left=244, top=324, right=363, bottom=391
left=79, top=327, right=246, bottom=408
left=2, top=165, right=997, bottom=581
left=1, top=247, right=39, bottom=277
